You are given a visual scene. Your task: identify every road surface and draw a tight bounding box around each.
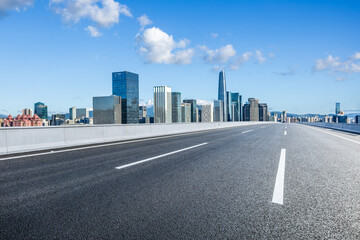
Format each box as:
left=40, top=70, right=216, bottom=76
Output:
left=1, top=123, right=360, bottom=239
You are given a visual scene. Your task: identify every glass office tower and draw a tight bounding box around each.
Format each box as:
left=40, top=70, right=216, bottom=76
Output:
left=183, top=99, right=197, bottom=122
left=218, top=70, right=227, bottom=121
left=112, top=71, right=139, bottom=124
left=93, top=96, right=122, bottom=124
left=154, top=86, right=172, bottom=123
left=34, top=102, right=48, bottom=119
left=335, top=102, right=340, bottom=115
left=231, top=92, right=241, bottom=121
left=213, top=100, right=223, bottom=122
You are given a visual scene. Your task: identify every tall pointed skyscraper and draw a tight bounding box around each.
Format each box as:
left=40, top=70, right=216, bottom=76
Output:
left=218, top=70, right=227, bottom=121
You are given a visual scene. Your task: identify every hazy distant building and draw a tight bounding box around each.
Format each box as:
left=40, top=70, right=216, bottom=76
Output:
left=335, top=102, right=340, bottom=115
left=112, top=71, right=139, bottom=124
left=76, top=108, right=90, bottom=119
left=231, top=93, right=241, bottom=121
left=259, top=103, right=268, bottom=121
left=213, top=100, right=224, bottom=122
left=34, top=102, right=48, bottom=119
left=181, top=103, right=191, bottom=122
left=200, top=104, right=213, bottom=122
left=22, top=108, right=33, bottom=116
left=282, top=111, right=287, bottom=123
left=154, top=86, right=172, bottom=123
left=69, top=107, right=76, bottom=120
left=51, top=114, right=65, bottom=126
left=218, top=70, right=227, bottom=121
left=139, top=106, right=149, bottom=123
left=183, top=99, right=197, bottom=122
left=93, top=95, right=122, bottom=124
left=333, top=115, right=347, bottom=123
left=355, top=115, right=360, bottom=124
left=243, top=98, right=259, bottom=121
left=171, top=92, right=181, bottom=123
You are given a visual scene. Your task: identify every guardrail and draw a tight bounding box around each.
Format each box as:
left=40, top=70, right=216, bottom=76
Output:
left=301, top=122, right=360, bottom=134
left=0, top=122, right=274, bottom=155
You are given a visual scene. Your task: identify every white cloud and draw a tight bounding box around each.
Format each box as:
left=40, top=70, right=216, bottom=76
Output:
left=229, top=51, right=253, bottom=70
left=352, top=52, right=360, bottom=60
left=85, top=25, right=102, bottom=37
left=255, top=50, right=266, bottom=64
left=268, top=52, right=275, bottom=58
left=136, top=27, right=194, bottom=65
left=210, top=33, right=218, bottom=38
left=0, top=0, right=34, bottom=14
left=197, top=99, right=212, bottom=105
left=50, top=0, right=132, bottom=28
left=314, top=54, right=360, bottom=74
left=137, top=14, right=152, bottom=31
left=199, top=44, right=236, bottom=64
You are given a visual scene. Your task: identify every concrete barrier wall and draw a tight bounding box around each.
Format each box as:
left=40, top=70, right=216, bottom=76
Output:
left=301, top=122, right=360, bottom=134
left=0, top=122, right=274, bottom=155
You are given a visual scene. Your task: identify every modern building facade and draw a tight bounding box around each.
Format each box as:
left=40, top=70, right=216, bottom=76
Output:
left=226, top=91, right=232, bottom=121
left=69, top=107, right=76, bottom=120
left=183, top=99, right=197, bottom=122
left=231, top=93, right=242, bottom=121
left=355, top=115, right=360, bottom=124
left=139, top=106, right=149, bottom=123
left=259, top=103, right=268, bottom=121
left=200, top=104, right=213, bottom=122
left=335, top=102, right=340, bottom=115
left=93, top=95, right=122, bottom=124
left=34, top=102, right=48, bottom=119
left=218, top=70, right=227, bottom=121
left=22, top=108, right=33, bottom=116
left=181, top=103, right=191, bottom=122
left=112, top=71, right=139, bottom=124
left=76, top=108, right=90, bottom=119
left=154, top=86, right=172, bottom=123
left=243, top=98, right=261, bottom=121
left=213, top=100, right=224, bottom=122
left=171, top=92, right=182, bottom=123
left=51, top=114, right=66, bottom=126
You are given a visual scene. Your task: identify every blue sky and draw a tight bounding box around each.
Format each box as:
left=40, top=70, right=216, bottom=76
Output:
left=0, top=0, right=359, bottom=116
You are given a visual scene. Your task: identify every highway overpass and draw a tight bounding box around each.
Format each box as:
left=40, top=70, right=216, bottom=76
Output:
left=1, top=123, right=360, bottom=239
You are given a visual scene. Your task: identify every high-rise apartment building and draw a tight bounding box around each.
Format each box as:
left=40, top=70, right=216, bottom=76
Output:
left=171, top=92, right=182, bottom=123
left=181, top=103, right=191, bottom=122
left=93, top=95, right=122, bottom=124
left=154, top=86, right=172, bottom=123
left=243, top=98, right=261, bottom=121
left=183, top=99, right=197, bottom=122
left=34, top=102, right=48, bottom=119
left=213, top=100, right=224, bottom=122
left=22, top=108, right=33, bottom=116
left=335, top=102, right=340, bottom=115
left=259, top=103, right=268, bottom=121
left=112, top=71, right=139, bottom=124
left=200, top=104, right=213, bottom=122
left=218, top=70, right=227, bottom=121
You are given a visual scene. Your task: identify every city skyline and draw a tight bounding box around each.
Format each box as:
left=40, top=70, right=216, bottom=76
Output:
left=0, top=0, right=360, bottom=115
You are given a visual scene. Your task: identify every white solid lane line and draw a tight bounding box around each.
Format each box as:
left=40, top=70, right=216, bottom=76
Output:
left=242, top=130, right=253, bottom=134
left=272, top=149, right=286, bottom=205
left=115, top=142, right=208, bottom=170
left=284, top=131, right=287, bottom=135
left=305, top=125, right=360, bottom=145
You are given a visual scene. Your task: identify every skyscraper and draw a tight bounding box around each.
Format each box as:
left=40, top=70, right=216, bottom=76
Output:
left=93, top=95, right=122, bottom=124
left=226, top=91, right=232, bottom=121
left=218, top=70, right=227, bottom=121
left=171, top=92, right=182, bottom=123
left=34, top=102, right=48, bottom=119
left=243, top=98, right=259, bottom=121
left=231, top=93, right=241, bottom=121
left=213, top=100, right=224, bottom=122
left=181, top=103, right=191, bottom=122
left=183, top=99, right=197, bottom=122
left=112, top=71, right=139, bottom=124
left=154, top=86, right=172, bottom=123
left=335, top=102, right=340, bottom=115
left=200, top=104, right=213, bottom=122
left=259, top=103, right=268, bottom=121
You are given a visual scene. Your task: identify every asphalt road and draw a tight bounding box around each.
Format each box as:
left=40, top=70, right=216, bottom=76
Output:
left=1, top=123, right=360, bottom=239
